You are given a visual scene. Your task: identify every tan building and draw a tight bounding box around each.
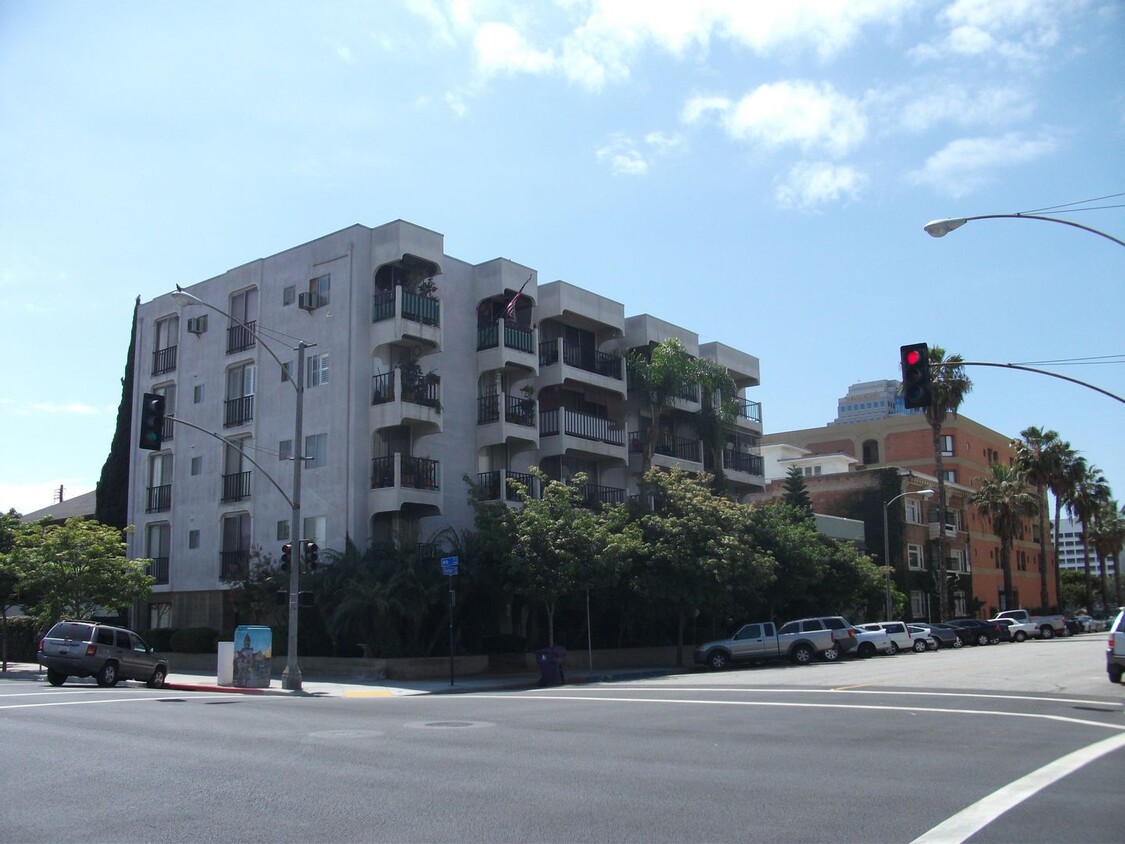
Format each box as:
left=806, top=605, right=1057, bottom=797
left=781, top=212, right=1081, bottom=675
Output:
left=759, top=411, right=1056, bottom=620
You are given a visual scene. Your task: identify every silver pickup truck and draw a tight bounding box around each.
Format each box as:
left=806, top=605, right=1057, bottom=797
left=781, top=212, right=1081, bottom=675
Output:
left=694, top=620, right=839, bottom=670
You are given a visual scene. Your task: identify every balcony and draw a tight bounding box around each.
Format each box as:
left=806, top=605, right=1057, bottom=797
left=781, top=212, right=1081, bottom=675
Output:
left=372, top=288, right=441, bottom=348
left=477, top=469, right=537, bottom=503
left=370, top=371, right=442, bottom=431
left=145, top=484, right=171, bottom=514
left=628, top=431, right=702, bottom=465
left=538, top=339, right=624, bottom=395
left=477, top=319, right=538, bottom=373
left=369, top=454, right=442, bottom=515
left=220, top=550, right=249, bottom=582
left=577, top=483, right=625, bottom=508
left=736, top=399, right=762, bottom=425
left=160, top=417, right=174, bottom=442
left=226, top=320, right=256, bottom=354
left=722, top=450, right=764, bottom=477
left=221, top=471, right=252, bottom=503
left=147, top=556, right=169, bottom=585
left=152, top=345, right=177, bottom=376
left=224, top=395, right=254, bottom=428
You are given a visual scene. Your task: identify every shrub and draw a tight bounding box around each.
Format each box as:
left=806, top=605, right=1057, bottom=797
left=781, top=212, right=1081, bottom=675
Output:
left=143, top=627, right=177, bottom=652
left=480, top=633, right=527, bottom=654
left=1, top=616, right=44, bottom=662
left=169, top=627, right=220, bottom=653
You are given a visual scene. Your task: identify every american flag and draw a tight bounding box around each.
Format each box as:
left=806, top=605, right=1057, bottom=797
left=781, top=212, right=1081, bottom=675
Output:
left=504, top=274, right=532, bottom=320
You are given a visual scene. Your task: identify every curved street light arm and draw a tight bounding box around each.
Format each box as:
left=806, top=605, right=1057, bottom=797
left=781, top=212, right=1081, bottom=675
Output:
left=923, top=214, right=1125, bottom=249
left=934, top=360, right=1125, bottom=405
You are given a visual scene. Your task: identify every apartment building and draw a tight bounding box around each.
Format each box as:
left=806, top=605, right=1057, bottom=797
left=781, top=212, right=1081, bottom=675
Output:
left=760, top=409, right=1056, bottom=618
left=127, top=220, right=764, bottom=632
left=1052, top=517, right=1118, bottom=575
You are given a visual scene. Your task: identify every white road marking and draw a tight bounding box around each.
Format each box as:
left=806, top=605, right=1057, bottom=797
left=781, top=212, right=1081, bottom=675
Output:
left=909, top=731, right=1125, bottom=844
left=0, top=694, right=237, bottom=710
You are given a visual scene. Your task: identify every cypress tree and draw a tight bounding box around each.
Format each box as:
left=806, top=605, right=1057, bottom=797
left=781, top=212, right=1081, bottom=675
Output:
left=783, top=465, right=814, bottom=518
left=95, top=297, right=139, bottom=529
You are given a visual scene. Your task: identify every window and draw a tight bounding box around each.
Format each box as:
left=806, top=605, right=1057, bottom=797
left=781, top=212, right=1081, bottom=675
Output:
left=277, top=521, right=290, bottom=541
left=905, top=498, right=923, bottom=524
left=800, top=619, right=825, bottom=632
left=146, top=454, right=172, bottom=513
left=304, top=433, right=327, bottom=469
left=146, top=523, right=170, bottom=585
left=862, top=439, right=879, bottom=465
left=149, top=602, right=171, bottom=630
left=303, top=515, right=326, bottom=547
left=154, top=384, right=176, bottom=441
left=907, top=544, right=925, bottom=570
left=950, top=549, right=969, bottom=574
left=279, top=439, right=292, bottom=461
left=225, top=362, right=256, bottom=427
left=283, top=285, right=295, bottom=306
left=188, top=529, right=200, bottom=549
left=910, top=590, right=928, bottom=618
left=221, top=513, right=251, bottom=580
left=153, top=316, right=178, bottom=375
left=191, top=456, right=202, bottom=476
left=735, top=624, right=761, bottom=640
left=309, top=273, right=330, bottom=305
left=952, top=591, right=968, bottom=618
left=194, top=384, right=204, bottom=404
left=227, top=288, right=258, bottom=354
left=222, top=439, right=252, bottom=502
left=940, top=435, right=954, bottom=457
left=307, top=353, right=329, bottom=388
left=282, top=361, right=293, bottom=383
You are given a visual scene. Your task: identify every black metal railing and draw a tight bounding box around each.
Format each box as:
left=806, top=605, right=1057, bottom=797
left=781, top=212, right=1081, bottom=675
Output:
left=145, top=484, right=172, bottom=513
left=476, top=470, right=535, bottom=502
left=147, top=556, right=169, bottom=585
left=628, top=431, right=701, bottom=462
left=403, top=375, right=440, bottom=411
left=402, top=456, right=439, bottom=490
left=540, top=409, right=624, bottom=445
left=539, top=341, right=623, bottom=380
left=372, top=371, right=395, bottom=404
left=371, top=456, right=394, bottom=488
left=160, top=417, right=174, bottom=442
left=578, top=483, right=625, bottom=508
left=223, top=395, right=254, bottom=427
left=226, top=320, right=256, bottom=354
left=220, top=550, right=249, bottom=581
left=478, top=394, right=500, bottom=424
left=723, top=450, right=764, bottom=476
left=506, top=395, right=535, bottom=426
left=152, top=345, right=177, bottom=376
left=737, top=399, right=762, bottom=423
left=221, top=471, right=252, bottom=502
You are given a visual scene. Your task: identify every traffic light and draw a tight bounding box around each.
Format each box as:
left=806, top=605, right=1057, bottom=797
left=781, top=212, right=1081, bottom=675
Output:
left=280, top=543, right=292, bottom=571
left=900, top=343, right=932, bottom=409
left=303, top=540, right=319, bottom=571
left=138, top=392, right=166, bottom=451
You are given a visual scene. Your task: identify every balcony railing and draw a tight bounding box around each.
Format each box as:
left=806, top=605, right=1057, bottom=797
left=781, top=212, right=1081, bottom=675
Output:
left=221, top=471, right=252, bottom=503
left=477, top=320, right=535, bottom=354
left=370, top=455, right=440, bottom=490
left=737, top=399, right=762, bottom=423
left=539, top=409, right=624, bottom=446
left=152, top=345, right=177, bottom=376
left=373, top=289, right=441, bottom=326
left=147, top=556, right=169, bottom=585
left=224, top=395, right=254, bottom=427
left=628, top=431, right=701, bottom=462
left=220, top=550, right=249, bottom=582
left=372, top=371, right=395, bottom=404
left=723, top=450, right=764, bottom=476
left=371, top=455, right=394, bottom=488
left=226, top=320, right=256, bottom=354
left=477, top=470, right=536, bottom=502
left=578, top=483, right=625, bottom=508
left=539, top=340, right=623, bottom=380
left=160, top=417, right=174, bottom=442
left=145, top=484, right=172, bottom=513
left=478, top=394, right=536, bottom=427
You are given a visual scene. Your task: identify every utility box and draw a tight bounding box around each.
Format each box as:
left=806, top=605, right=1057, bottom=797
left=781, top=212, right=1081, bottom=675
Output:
left=232, top=626, right=272, bottom=688
left=217, top=641, right=234, bottom=686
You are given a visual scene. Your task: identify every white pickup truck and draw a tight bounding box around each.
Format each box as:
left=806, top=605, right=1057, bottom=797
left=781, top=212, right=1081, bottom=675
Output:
left=990, top=609, right=1069, bottom=639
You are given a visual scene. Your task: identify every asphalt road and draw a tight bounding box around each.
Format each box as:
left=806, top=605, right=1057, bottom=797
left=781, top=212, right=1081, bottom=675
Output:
left=1, top=635, right=1121, bottom=843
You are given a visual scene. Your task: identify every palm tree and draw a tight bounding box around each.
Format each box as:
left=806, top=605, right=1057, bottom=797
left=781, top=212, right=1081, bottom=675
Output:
left=924, top=346, right=972, bottom=620
left=1012, top=426, right=1061, bottom=610
left=1046, top=440, right=1079, bottom=611
left=626, top=338, right=703, bottom=474
left=971, top=463, right=1038, bottom=610
left=1067, top=461, right=1110, bottom=612
left=1089, top=500, right=1124, bottom=612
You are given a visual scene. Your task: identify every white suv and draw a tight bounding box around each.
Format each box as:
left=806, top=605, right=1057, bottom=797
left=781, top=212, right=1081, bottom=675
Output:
left=860, top=622, right=932, bottom=654
left=1107, top=608, right=1125, bottom=684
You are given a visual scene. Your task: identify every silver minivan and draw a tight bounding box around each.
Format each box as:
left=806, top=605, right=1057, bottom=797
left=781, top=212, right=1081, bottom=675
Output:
left=39, top=621, right=168, bottom=688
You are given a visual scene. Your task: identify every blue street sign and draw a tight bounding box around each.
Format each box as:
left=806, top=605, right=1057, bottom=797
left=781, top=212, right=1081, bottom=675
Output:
left=440, top=556, right=459, bottom=576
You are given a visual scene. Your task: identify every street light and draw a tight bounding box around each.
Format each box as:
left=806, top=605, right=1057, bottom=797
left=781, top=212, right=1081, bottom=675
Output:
left=171, top=285, right=310, bottom=691
left=923, top=214, right=1125, bottom=248
left=883, top=488, right=935, bottom=621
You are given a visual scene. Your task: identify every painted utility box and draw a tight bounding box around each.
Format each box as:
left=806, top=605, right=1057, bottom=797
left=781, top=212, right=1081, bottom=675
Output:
left=232, top=626, right=272, bottom=688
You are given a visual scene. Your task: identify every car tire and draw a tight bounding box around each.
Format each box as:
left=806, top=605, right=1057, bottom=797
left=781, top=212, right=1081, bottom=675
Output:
left=1013, top=631, right=1026, bottom=642
left=96, top=662, right=119, bottom=687
left=858, top=643, right=875, bottom=658
left=1040, top=626, right=1055, bottom=640
left=147, top=666, right=167, bottom=689
left=821, top=646, right=840, bottom=662
left=976, top=634, right=989, bottom=646
left=913, top=639, right=927, bottom=653
left=887, top=641, right=898, bottom=655
left=46, top=669, right=66, bottom=686
left=707, top=651, right=730, bottom=671
left=1110, top=665, right=1123, bottom=684
left=791, top=644, right=815, bottom=665
left=989, top=635, right=1001, bottom=645
left=952, top=637, right=964, bottom=649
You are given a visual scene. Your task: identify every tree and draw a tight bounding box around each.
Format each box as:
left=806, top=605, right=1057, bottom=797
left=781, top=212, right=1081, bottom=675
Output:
left=1046, top=439, right=1079, bottom=610
left=923, top=345, right=972, bottom=620
left=96, top=296, right=140, bottom=529
left=782, top=465, right=814, bottom=518
left=626, top=338, right=706, bottom=473
left=1089, top=500, right=1124, bottom=612
left=1067, top=461, right=1110, bottom=612
left=1012, top=426, right=1061, bottom=610
left=971, top=463, right=1037, bottom=611
left=16, top=517, right=153, bottom=625
left=692, top=357, right=739, bottom=493
left=0, top=510, right=28, bottom=670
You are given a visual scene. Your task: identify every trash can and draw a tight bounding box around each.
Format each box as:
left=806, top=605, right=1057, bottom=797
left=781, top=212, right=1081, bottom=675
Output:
left=535, top=645, right=567, bottom=685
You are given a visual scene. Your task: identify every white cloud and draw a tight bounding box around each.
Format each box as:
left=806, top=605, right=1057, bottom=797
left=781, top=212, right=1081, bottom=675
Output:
left=897, top=85, right=1035, bottom=132
left=595, top=130, right=684, bottom=175
left=681, top=94, right=733, bottom=126
left=720, top=81, right=866, bottom=156
left=474, top=21, right=555, bottom=76
left=912, top=0, right=1077, bottom=66
left=909, top=131, right=1057, bottom=197
left=775, top=162, right=867, bottom=210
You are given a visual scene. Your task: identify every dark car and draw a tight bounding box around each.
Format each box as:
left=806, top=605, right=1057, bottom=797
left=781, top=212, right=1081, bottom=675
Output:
left=1064, top=617, right=1085, bottom=636
left=38, top=621, right=168, bottom=688
left=912, top=622, right=966, bottom=649
left=947, top=618, right=1009, bottom=646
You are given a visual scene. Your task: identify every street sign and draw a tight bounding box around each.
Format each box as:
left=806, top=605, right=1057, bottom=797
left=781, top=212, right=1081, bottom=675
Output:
left=440, top=556, right=459, bottom=576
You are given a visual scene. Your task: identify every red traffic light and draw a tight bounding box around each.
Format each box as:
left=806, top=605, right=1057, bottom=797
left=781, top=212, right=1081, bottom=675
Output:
left=904, top=348, right=922, bottom=366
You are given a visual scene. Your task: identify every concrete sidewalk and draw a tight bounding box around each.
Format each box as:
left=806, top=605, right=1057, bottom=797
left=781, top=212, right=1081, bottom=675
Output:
left=1, top=661, right=681, bottom=698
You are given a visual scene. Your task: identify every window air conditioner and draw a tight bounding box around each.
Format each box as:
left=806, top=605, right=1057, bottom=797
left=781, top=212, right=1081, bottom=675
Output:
left=298, top=292, right=324, bottom=312
left=186, top=315, right=208, bottom=335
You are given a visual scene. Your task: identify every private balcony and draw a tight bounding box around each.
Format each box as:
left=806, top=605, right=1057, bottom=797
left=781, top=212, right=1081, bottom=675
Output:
left=538, top=339, right=625, bottom=395
left=224, top=395, right=254, bottom=428
left=476, top=469, right=537, bottom=503
left=628, top=431, right=703, bottom=469
left=147, top=556, right=169, bottom=586
left=226, top=321, right=256, bottom=354
left=722, top=450, right=764, bottom=478
left=221, top=471, right=252, bottom=503
left=145, top=484, right=171, bottom=514
left=370, top=372, right=442, bottom=431
left=369, top=453, right=442, bottom=514
left=538, top=408, right=626, bottom=460
left=152, top=345, right=176, bottom=376
left=477, top=394, right=538, bottom=448
left=372, top=288, right=441, bottom=348
left=219, top=549, right=249, bottom=582
left=734, top=398, right=763, bottom=428
left=577, top=483, right=626, bottom=508
left=477, top=319, right=538, bottom=373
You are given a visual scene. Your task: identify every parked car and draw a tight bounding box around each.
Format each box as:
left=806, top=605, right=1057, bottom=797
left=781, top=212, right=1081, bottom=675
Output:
left=1064, top=617, right=1086, bottom=636
left=853, top=625, right=894, bottom=658
left=858, top=622, right=929, bottom=654
left=1107, top=608, right=1125, bottom=684
left=38, top=620, right=168, bottom=688
left=911, top=622, right=966, bottom=649
left=779, top=616, right=860, bottom=658
left=906, top=624, right=938, bottom=651
left=947, top=618, right=1009, bottom=646
left=991, top=609, right=1068, bottom=639
left=693, top=620, right=838, bottom=669
left=993, top=617, right=1038, bottom=642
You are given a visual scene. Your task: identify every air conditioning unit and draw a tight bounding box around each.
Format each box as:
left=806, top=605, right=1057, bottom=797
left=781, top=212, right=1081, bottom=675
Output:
left=186, top=315, right=208, bottom=335
left=298, top=292, right=324, bottom=312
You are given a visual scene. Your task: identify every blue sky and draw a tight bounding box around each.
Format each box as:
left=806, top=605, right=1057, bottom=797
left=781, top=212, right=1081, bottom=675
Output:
left=1, top=0, right=1122, bottom=516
